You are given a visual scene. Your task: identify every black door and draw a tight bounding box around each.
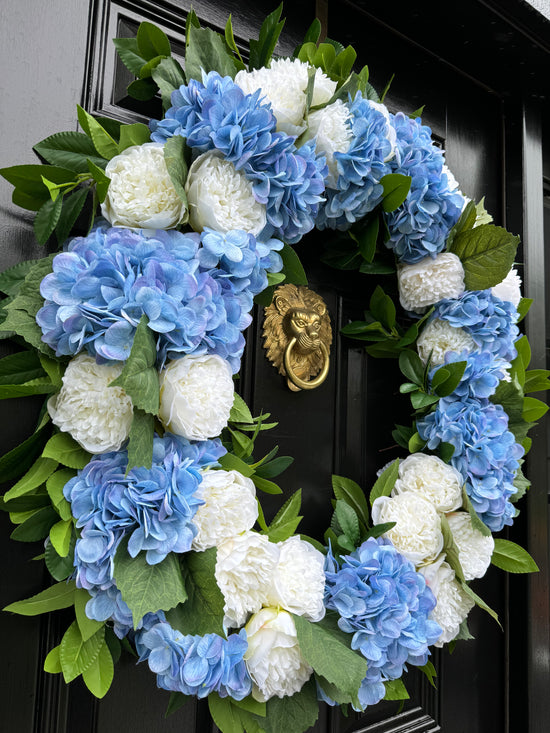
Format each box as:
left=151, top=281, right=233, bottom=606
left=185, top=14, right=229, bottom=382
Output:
left=1, top=1, right=549, bottom=732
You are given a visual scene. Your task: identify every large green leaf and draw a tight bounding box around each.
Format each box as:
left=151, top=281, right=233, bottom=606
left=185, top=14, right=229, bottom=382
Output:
left=136, top=21, right=171, bottom=60
left=165, top=548, right=224, bottom=636
left=248, top=3, right=285, bottom=70
left=10, top=506, right=59, bottom=542
left=279, top=244, right=308, bottom=286
left=113, top=37, right=147, bottom=76
left=59, top=621, right=104, bottom=683
left=0, top=423, right=50, bottom=483
left=163, top=134, right=188, bottom=209
left=369, top=459, right=399, bottom=505
left=331, top=475, right=369, bottom=527
left=45, top=533, right=76, bottom=581
left=0, top=350, right=44, bottom=384
left=42, top=432, right=91, bottom=469
left=55, top=187, right=90, bottom=246
left=77, top=106, right=119, bottom=160
left=34, top=131, right=107, bottom=173
left=185, top=24, right=237, bottom=82
left=152, top=57, right=186, bottom=110
left=261, top=679, right=319, bottom=733
left=114, top=537, right=187, bottom=627
left=126, top=408, right=154, bottom=471
left=74, top=588, right=105, bottom=641
left=491, top=538, right=539, bottom=573
left=82, top=639, right=114, bottom=698
left=118, top=123, right=151, bottom=153
left=3, top=456, right=58, bottom=501
left=4, top=580, right=76, bottom=615
left=109, top=315, right=159, bottom=414
left=449, top=224, right=519, bottom=290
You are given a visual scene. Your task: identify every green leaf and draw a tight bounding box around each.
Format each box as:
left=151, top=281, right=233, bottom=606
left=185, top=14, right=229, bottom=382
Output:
left=163, top=134, right=188, bottom=214
left=516, top=297, right=533, bottom=323
left=491, top=538, right=539, bottom=573
left=45, top=533, right=76, bottom=581
left=3, top=580, right=76, bottom=615
left=218, top=453, right=255, bottom=477
left=370, top=285, right=396, bottom=329
left=233, top=696, right=266, bottom=718
left=110, top=315, right=158, bottom=414
left=461, top=486, right=491, bottom=537
left=248, top=3, right=285, bottom=70
left=185, top=24, right=237, bottom=83
left=165, top=548, right=224, bottom=636
left=44, top=645, right=62, bottom=674
left=335, top=500, right=360, bottom=547
left=0, top=260, right=38, bottom=296
left=74, top=588, right=105, bottom=641
left=0, top=424, right=49, bottom=483
left=440, top=513, right=465, bottom=583
left=522, top=396, right=549, bottom=422
left=82, top=639, right=114, bottom=698
left=126, top=409, right=154, bottom=471
left=152, top=57, right=186, bottom=110
left=383, top=678, right=410, bottom=701
left=3, top=456, right=58, bottom=501
left=87, top=159, right=110, bottom=202
left=511, top=465, right=530, bottom=503
left=208, top=695, right=244, bottom=733
left=136, top=21, right=171, bottom=60
left=46, top=468, right=76, bottom=521
left=266, top=489, right=302, bottom=542
left=49, top=519, right=73, bottom=557
left=118, top=123, right=151, bottom=152
left=34, top=131, right=107, bottom=174
left=431, top=360, right=467, bottom=398
left=10, top=506, right=59, bottom=542
left=224, top=17, right=246, bottom=70
left=293, top=614, right=366, bottom=700
left=230, top=393, right=254, bottom=424
left=280, top=244, right=308, bottom=286
left=34, top=196, right=64, bottom=245
left=59, top=621, right=104, bottom=683
left=1, top=163, right=76, bottom=199
left=460, top=583, right=501, bottom=627
left=332, top=475, right=369, bottom=527
left=127, top=77, right=158, bottom=101
left=42, top=432, right=91, bottom=469
left=399, top=349, right=425, bottom=386
left=262, top=679, right=319, bottom=733
left=380, top=173, right=412, bottom=213
left=523, top=369, right=550, bottom=394
left=354, top=216, right=379, bottom=263
left=77, top=106, right=119, bottom=160
left=114, top=537, right=187, bottom=628
left=165, top=692, right=189, bottom=718
left=55, top=187, right=89, bottom=245
left=255, top=456, right=294, bottom=479
left=449, top=225, right=519, bottom=290
left=252, top=475, right=283, bottom=495
left=418, top=660, right=437, bottom=688
left=370, top=459, right=399, bottom=505
left=445, top=200, right=477, bottom=250
left=113, top=37, right=147, bottom=75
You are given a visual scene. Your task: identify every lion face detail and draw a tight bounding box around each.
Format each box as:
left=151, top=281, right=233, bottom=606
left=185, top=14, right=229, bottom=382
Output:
left=263, top=285, right=332, bottom=388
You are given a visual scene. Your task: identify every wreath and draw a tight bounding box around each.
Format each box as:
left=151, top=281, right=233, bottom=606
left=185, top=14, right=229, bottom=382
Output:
left=0, top=6, right=547, bottom=732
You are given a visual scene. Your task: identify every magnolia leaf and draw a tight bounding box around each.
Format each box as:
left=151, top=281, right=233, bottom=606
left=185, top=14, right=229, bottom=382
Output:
left=380, top=173, right=412, bottom=213
left=0, top=424, right=50, bottom=483
left=49, top=519, right=73, bottom=557
left=59, top=621, right=104, bottom=683
left=10, top=506, right=59, bottom=542
left=114, top=537, right=187, bottom=628
left=3, top=456, right=58, bottom=501
left=44, top=645, right=63, bottom=674
left=262, top=679, right=319, bottom=733
left=491, top=538, right=539, bottom=573
left=45, top=533, right=76, bottom=581
left=42, top=432, right=91, bottom=469
left=208, top=695, right=244, bottom=733
left=166, top=548, right=224, bottom=636
left=3, top=580, right=76, bottom=615
left=449, top=224, right=519, bottom=290
left=370, top=459, right=399, bottom=505
left=280, top=244, right=308, bottom=286
left=46, top=468, right=76, bottom=521
left=332, top=475, right=369, bottom=526
left=110, top=315, right=159, bottom=414
left=293, top=614, right=366, bottom=699
left=74, top=588, right=105, bottom=641
left=82, top=639, right=114, bottom=698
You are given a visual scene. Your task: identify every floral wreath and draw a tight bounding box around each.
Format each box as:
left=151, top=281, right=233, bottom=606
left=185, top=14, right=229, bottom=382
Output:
left=1, top=7, right=547, bottom=732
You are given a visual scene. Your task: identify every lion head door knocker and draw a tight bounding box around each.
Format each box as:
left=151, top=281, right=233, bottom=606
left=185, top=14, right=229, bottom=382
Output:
left=263, top=284, right=332, bottom=392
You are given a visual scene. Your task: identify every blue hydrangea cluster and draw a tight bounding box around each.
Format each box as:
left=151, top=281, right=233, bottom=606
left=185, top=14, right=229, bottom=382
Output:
left=316, top=94, right=393, bottom=230
left=385, top=113, right=465, bottom=263
left=65, top=434, right=226, bottom=593
left=86, top=585, right=165, bottom=639
left=135, top=622, right=252, bottom=700
left=431, top=290, right=519, bottom=363
left=150, top=71, right=327, bottom=244
left=323, top=537, right=441, bottom=709
left=431, top=350, right=506, bottom=400
left=37, top=223, right=279, bottom=372
left=417, top=396, right=524, bottom=531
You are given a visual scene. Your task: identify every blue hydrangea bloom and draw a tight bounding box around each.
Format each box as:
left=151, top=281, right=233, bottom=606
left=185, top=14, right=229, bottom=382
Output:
left=385, top=113, right=465, bottom=263
left=323, top=538, right=441, bottom=709
left=316, top=94, right=393, bottom=230
left=150, top=71, right=327, bottom=244
left=36, top=223, right=261, bottom=372
left=431, top=290, right=519, bottom=363
left=417, top=396, right=523, bottom=531
left=135, top=622, right=252, bottom=700
left=65, top=434, right=226, bottom=584
left=85, top=585, right=166, bottom=639
left=431, top=350, right=506, bottom=400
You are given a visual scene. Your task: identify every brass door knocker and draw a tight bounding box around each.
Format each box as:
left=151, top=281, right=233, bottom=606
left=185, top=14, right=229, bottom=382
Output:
left=263, top=284, right=332, bottom=391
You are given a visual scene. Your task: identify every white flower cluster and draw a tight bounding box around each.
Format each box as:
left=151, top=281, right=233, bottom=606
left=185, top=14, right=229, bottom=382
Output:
left=372, top=453, right=494, bottom=644
left=397, top=252, right=465, bottom=313
left=304, top=100, right=353, bottom=187
left=417, top=318, right=476, bottom=366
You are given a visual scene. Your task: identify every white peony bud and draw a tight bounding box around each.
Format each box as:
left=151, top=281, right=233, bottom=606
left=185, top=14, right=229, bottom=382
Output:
left=420, top=557, right=475, bottom=646
left=235, top=58, right=337, bottom=138
left=158, top=354, right=234, bottom=441
left=244, top=607, right=313, bottom=702
left=191, top=469, right=258, bottom=552
left=265, top=536, right=326, bottom=622
left=417, top=318, right=476, bottom=366
left=392, top=453, right=463, bottom=513
left=48, top=354, right=133, bottom=454
left=185, top=151, right=266, bottom=235
left=398, top=252, right=465, bottom=313
left=371, top=492, right=444, bottom=566
left=101, top=143, right=187, bottom=230
left=446, top=512, right=495, bottom=581
left=491, top=267, right=522, bottom=308
left=215, top=531, right=280, bottom=628
left=304, top=100, right=353, bottom=187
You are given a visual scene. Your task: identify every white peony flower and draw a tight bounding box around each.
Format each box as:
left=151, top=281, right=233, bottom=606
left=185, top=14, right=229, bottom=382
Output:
left=371, top=492, right=444, bottom=566
left=491, top=267, right=522, bottom=308
left=392, top=453, right=463, bottom=513
left=304, top=100, right=352, bottom=187
left=158, top=354, right=234, bottom=441
left=420, top=557, right=475, bottom=646
left=417, top=318, right=476, bottom=366
left=244, top=607, right=312, bottom=702
left=100, top=143, right=187, bottom=230
left=215, top=531, right=280, bottom=628
left=47, top=354, right=133, bottom=454
left=185, top=151, right=266, bottom=235
left=191, top=469, right=258, bottom=552
left=235, top=58, right=337, bottom=137
left=446, top=512, right=495, bottom=581
left=398, top=252, right=465, bottom=313
left=266, top=536, right=326, bottom=622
